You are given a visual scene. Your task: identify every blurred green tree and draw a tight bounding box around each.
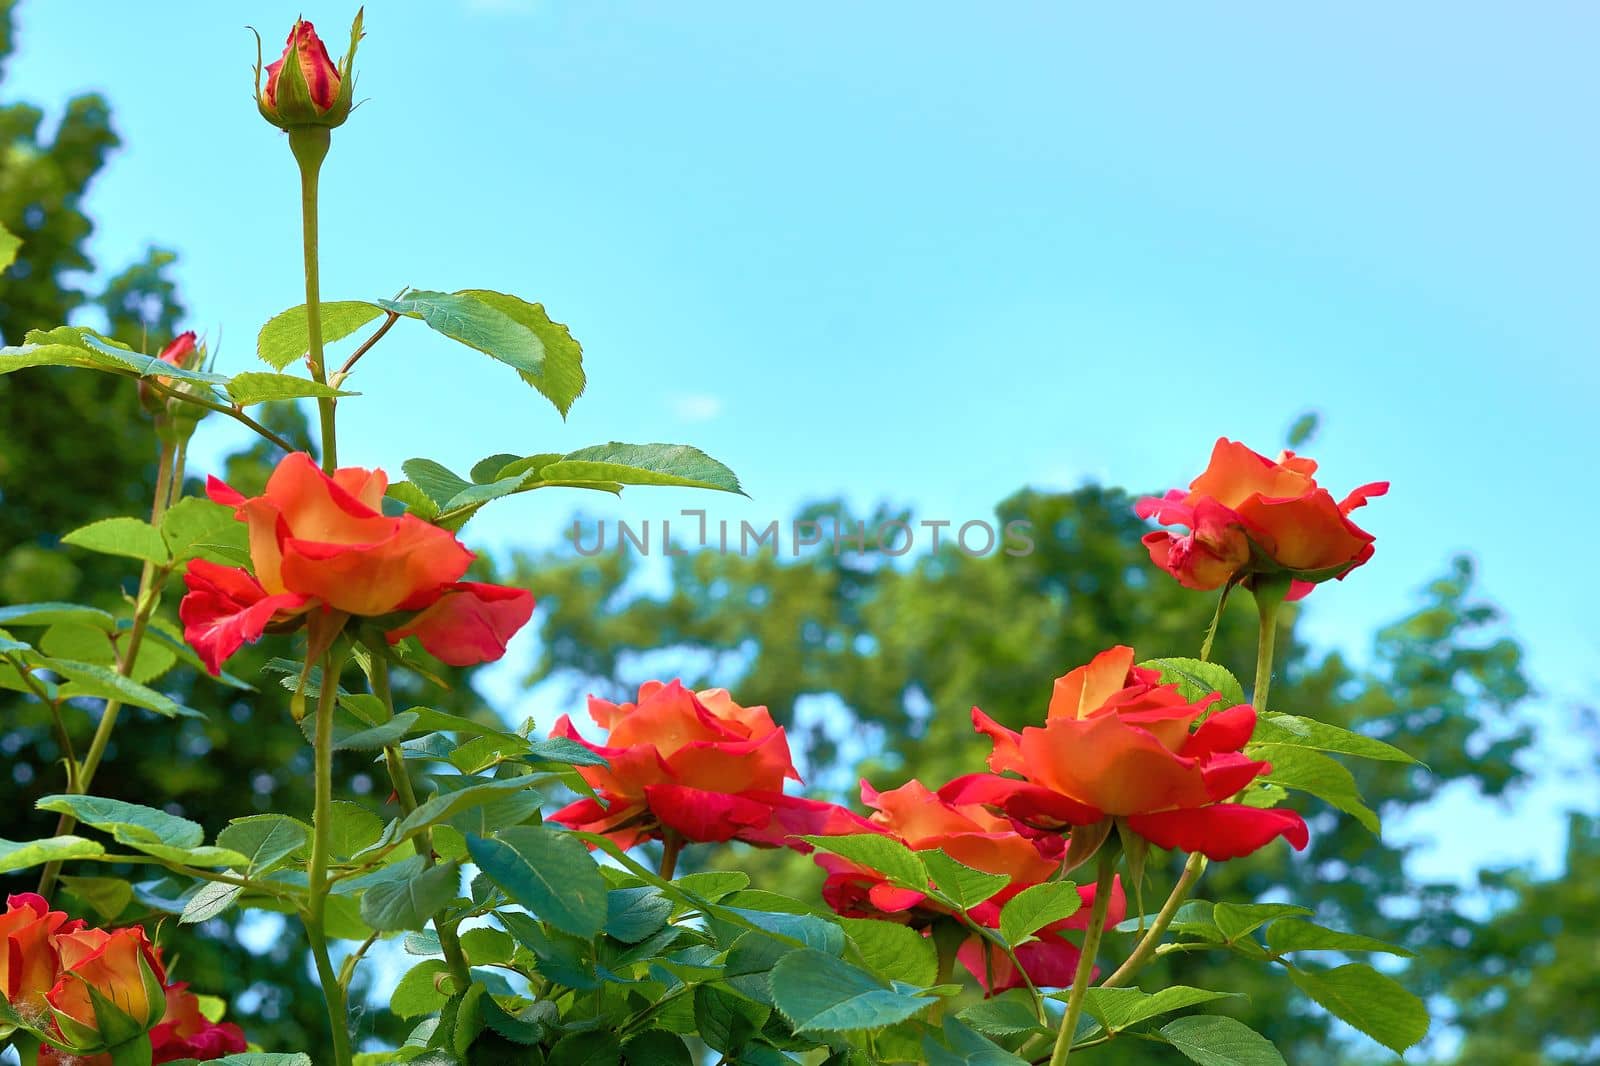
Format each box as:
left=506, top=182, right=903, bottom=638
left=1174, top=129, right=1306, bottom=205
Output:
left=516, top=483, right=1547, bottom=1063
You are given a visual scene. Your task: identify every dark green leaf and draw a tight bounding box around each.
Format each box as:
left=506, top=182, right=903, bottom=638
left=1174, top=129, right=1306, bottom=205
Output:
left=604, top=886, right=673, bottom=944
left=361, top=861, right=461, bottom=932
left=467, top=826, right=607, bottom=938
left=1211, top=902, right=1313, bottom=942
left=768, top=948, right=934, bottom=1033
left=1159, top=1016, right=1287, bottom=1066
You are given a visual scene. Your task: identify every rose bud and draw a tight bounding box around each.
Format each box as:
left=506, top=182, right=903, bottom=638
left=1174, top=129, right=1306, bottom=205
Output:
left=255, top=12, right=363, bottom=131
left=138, top=331, right=200, bottom=414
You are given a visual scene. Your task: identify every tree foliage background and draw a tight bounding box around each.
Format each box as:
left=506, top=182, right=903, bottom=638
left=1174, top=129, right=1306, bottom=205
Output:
left=0, top=0, right=1593, bottom=1061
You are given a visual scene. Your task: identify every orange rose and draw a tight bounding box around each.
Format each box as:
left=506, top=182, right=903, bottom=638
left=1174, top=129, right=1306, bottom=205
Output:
left=181, top=452, right=533, bottom=673
left=1137, top=438, right=1387, bottom=599
left=0, top=893, right=85, bottom=1019
left=813, top=780, right=1124, bottom=993
left=45, top=926, right=166, bottom=1050
left=550, top=681, right=868, bottom=849
left=957, top=646, right=1308, bottom=862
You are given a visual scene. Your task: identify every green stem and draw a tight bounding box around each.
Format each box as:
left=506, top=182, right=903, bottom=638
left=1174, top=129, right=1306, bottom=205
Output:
left=37, top=440, right=177, bottom=898
left=305, top=645, right=353, bottom=1066
left=1250, top=580, right=1287, bottom=713
left=659, top=831, right=684, bottom=881
left=289, top=126, right=337, bottom=473
left=370, top=654, right=473, bottom=992
left=928, top=919, right=966, bottom=1021
left=1098, top=852, right=1206, bottom=988
left=1048, top=850, right=1117, bottom=1066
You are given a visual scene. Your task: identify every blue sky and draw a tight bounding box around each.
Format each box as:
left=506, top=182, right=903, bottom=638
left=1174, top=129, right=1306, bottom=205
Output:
left=9, top=2, right=1596, bottom=878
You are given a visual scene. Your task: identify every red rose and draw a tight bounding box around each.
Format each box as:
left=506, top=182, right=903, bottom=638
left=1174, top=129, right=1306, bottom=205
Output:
left=957, top=646, right=1308, bottom=862
left=1137, top=437, right=1387, bottom=599
left=812, top=780, right=1124, bottom=994
left=180, top=452, right=532, bottom=673
left=549, top=681, right=868, bottom=849
left=149, top=982, right=248, bottom=1063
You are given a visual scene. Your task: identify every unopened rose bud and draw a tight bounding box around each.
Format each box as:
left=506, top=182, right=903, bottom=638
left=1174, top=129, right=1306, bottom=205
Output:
left=255, top=11, right=363, bottom=131
left=138, top=330, right=199, bottom=414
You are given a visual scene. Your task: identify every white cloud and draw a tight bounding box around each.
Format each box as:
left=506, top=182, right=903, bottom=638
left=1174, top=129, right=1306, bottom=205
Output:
left=670, top=393, right=723, bottom=422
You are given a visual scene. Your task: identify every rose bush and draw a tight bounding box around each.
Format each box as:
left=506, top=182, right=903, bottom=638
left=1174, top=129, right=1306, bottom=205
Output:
left=0, top=10, right=1430, bottom=1066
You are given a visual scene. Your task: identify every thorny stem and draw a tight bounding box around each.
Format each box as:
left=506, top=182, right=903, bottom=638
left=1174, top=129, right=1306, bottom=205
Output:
left=305, top=645, right=354, bottom=1066
left=370, top=653, right=473, bottom=992
left=1048, top=850, right=1118, bottom=1066
left=37, top=440, right=178, bottom=898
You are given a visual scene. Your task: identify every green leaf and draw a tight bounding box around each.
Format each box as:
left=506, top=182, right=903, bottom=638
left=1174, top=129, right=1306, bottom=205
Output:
left=540, top=443, right=745, bottom=495
left=768, top=948, right=935, bottom=1033
left=211, top=1056, right=314, bottom=1066
left=1265, top=919, right=1414, bottom=957
left=62, top=516, right=170, bottom=565
left=391, top=959, right=457, bottom=1019
left=1253, top=712, right=1420, bottom=765
left=604, top=886, right=673, bottom=944
left=1159, top=1016, right=1287, bottom=1066
left=695, top=984, right=770, bottom=1053
left=923, top=850, right=1009, bottom=909
left=1080, top=986, right=1245, bottom=1032
left=998, top=881, right=1082, bottom=945
left=457, top=290, right=587, bottom=417
left=0, top=223, right=19, bottom=271
left=1140, top=657, right=1248, bottom=708
left=327, top=801, right=384, bottom=860
left=0, top=835, right=105, bottom=874
left=361, top=860, right=461, bottom=932
left=1287, top=963, right=1429, bottom=1053
left=1211, top=902, right=1313, bottom=942
left=47, top=659, right=200, bottom=718
left=839, top=918, right=938, bottom=986
left=1251, top=744, right=1380, bottom=833
left=390, top=778, right=536, bottom=846
left=161, top=498, right=250, bottom=564
left=59, top=875, right=134, bottom=921
left=401, top=459, right=473, bottom=510
left=384, top=481, right=440, bottom=520
left=332, top=712, right=420, bottom=751
left=620, top=1029, right=692, bottom=1066
left=14, top=326, right=227, bottom=387
left=545, top=1030, right=621, bottom=1066
left=469, top=453, right=522, bottom=483
left=257, top=301, right=384, bottom=370
left=119, top=841, right=250, bottom=868
left=956, top=992, right=1048, bottom=1038
left=0, top=602, right=116, bottom=630
left=40, top=625, right=175, bottom=685
left=802, top=834, right=928, bottom=891
left=36, top=795, right=203, bottom=848
left=216, top=815, right=310, bottom=875
left=376, top=289, right=562, bottom=404
left=466, top=826, right=607, bottom=938
left=226, top=371, right=356, bottom=406
left=180, top=881, right=244, bottom=924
